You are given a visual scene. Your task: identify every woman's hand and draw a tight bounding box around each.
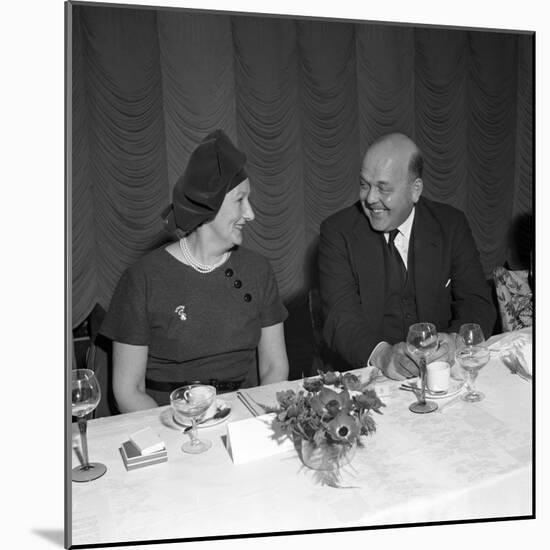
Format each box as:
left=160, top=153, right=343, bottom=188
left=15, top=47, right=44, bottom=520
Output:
left=112, top=342, right=158, bottom=413
left=257, top=323, right=289, bottom=385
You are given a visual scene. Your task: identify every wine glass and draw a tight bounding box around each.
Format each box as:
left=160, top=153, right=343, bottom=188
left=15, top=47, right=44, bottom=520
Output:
left=72, top=369, right=107, bottom=482
left=458, top=323, right=486, bottom=348
left=406, top=322, right=439, bottom=414
left=170, top=384, right=216, bottom=454
left=456, top=323, right=490, bottom=402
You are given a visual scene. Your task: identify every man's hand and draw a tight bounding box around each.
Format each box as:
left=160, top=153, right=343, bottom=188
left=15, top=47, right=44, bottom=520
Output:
left=429, top=332, right=457, bottom=365
left=373, top=342, right=420, bottom=380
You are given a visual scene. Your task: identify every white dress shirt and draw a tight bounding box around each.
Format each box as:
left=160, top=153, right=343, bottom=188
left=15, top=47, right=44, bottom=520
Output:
left=383, top=206, right=415, bottom=269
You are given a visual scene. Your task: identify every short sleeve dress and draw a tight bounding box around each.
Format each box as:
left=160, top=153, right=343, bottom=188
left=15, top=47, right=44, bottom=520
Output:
left=100, top=245, right=288, bottom=405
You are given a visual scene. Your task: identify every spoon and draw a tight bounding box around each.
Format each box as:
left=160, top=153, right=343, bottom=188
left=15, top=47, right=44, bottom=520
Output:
left=182, top=407, right=230, bottom=433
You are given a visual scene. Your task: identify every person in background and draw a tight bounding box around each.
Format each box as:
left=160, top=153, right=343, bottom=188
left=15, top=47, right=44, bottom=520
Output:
left=318, top=133, right=495, bottom=380
left=101, top=129, right=289, bottom=412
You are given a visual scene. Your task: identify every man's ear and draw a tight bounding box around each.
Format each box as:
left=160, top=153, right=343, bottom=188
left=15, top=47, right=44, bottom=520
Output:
left=412, top=178, right=423, bottom=202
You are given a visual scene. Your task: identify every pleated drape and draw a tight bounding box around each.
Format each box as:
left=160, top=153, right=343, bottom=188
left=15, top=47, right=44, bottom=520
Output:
left=514, top=35, right=534, bottom=217
left=414, top=28, right=469, bottom=209
left=72, top=8, right=97, bottom=323
left=158, top=11, right=237, bottom=189
left=466, top=32, right=519, bottom=274
left=73, top=6, right=169, bottom=326
left=71, top=6, right=533, bottom=342
left=356, top=25, right=415, bottom=155
left=232, top=16, right=306, bottom=300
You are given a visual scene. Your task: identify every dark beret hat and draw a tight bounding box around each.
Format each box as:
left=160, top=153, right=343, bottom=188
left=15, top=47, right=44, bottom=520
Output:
left=162, top=129, right=248, bottom=233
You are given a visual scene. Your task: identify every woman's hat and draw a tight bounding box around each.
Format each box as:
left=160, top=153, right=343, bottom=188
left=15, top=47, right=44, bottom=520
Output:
left=162, top=129, right=248, bottom=233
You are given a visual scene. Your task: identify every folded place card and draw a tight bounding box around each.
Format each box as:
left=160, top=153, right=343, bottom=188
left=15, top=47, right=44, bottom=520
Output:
left=226, top=413, right=295, bottom=465
left=129, top=427, right=165, bottom=454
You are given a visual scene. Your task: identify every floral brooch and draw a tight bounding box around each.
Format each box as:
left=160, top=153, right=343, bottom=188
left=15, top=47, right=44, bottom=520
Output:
left=174, top=305, right=187, bottom=321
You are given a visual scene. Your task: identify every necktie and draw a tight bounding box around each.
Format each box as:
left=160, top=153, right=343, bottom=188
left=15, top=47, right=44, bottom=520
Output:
left=388, top=229, right=407, bottom=286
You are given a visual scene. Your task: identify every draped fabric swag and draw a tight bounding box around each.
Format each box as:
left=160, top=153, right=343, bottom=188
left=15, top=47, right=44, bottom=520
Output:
left=71, top=7, right=533, bottom=362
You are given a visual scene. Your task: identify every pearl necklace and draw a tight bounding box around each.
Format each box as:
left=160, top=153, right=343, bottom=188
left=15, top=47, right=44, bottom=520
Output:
left=179, top=238, right=230, bottom=274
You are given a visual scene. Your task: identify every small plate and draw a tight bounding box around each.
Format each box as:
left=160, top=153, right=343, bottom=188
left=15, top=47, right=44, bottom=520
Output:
left=409, top=377, right=464, bottom=399
left=171, top=399, right=232, bottom=429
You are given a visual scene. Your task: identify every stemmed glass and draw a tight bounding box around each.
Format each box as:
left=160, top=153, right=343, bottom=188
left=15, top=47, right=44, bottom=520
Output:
left=72, top=369, right=107, bottom=482
left=406, top=322, right=439, bottom=414
left=170, top=384, right=216, bottom=454
left=456, top=323, right=490, bottom=402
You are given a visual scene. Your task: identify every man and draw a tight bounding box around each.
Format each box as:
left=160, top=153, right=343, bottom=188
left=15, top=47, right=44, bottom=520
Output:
left=318, top=133, right=496, bottom=379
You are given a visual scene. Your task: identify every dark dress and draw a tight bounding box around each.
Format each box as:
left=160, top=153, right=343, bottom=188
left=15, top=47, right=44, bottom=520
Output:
left=100, top=245, right=288, bottom=405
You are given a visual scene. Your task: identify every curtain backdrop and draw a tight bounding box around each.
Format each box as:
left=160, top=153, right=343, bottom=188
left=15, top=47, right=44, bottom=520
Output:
left=71, top=5, right=533, bottom=375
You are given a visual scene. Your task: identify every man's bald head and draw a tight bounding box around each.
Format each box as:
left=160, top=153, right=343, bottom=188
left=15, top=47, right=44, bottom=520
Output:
left=368, top=133, right=423, bottom=181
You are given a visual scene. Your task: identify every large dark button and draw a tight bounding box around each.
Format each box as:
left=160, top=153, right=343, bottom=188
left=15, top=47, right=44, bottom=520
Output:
left=225, top=268, right=234, bottom=277
left=243, top=293, right=252, bottom=302
left=233, top=280, right=242, bottom=289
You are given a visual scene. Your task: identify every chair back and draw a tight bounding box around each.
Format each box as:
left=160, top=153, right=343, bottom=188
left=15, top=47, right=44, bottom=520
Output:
left=307, top=288, right=325, bottom=373
left=81, top=304, right=119, bottom=418
left=307, top=288, right=351, bottom=373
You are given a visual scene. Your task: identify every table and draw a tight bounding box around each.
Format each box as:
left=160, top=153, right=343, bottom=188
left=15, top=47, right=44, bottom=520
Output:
left=70, top=330, right=533, bottom=546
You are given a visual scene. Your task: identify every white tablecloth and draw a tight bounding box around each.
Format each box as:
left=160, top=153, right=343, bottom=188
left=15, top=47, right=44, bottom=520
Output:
left=70, top=330, right=532, bottom=546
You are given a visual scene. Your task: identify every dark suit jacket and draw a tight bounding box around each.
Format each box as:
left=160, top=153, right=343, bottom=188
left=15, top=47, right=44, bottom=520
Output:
left=318, top=197, right=496, bottom=369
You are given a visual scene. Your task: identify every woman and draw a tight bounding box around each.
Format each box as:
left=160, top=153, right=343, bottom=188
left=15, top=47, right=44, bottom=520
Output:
left=100, top=130, right=289, bottom=412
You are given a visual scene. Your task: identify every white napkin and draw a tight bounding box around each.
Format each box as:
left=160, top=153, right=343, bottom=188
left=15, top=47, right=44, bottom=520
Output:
left=514, top=340, right=532, bottom=375
left=489, top=329, right=532, bottom=375
left=488, top=327, right=531, bottom=351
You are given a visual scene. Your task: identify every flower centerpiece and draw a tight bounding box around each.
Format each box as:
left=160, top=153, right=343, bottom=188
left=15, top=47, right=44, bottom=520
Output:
left=267, top=370, right=385, bottom=487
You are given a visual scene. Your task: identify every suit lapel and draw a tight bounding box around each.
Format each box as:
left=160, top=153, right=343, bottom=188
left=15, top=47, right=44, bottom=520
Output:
left=413, top=200, right=443, bottom=322
left=351, top=204, right=386, bottom=330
